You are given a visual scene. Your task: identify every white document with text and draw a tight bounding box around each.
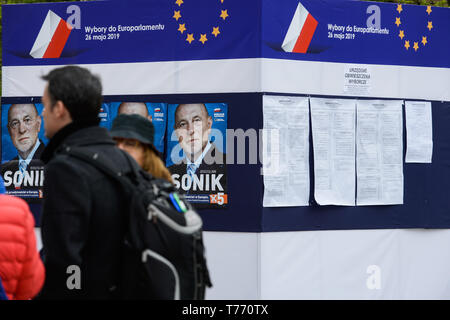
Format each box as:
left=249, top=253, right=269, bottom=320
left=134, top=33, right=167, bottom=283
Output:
left=310, top=98, right=356, bottom=206
left=262, top=95, right=310, bottom=207
left=356, top=100, right=404, bottom=206
left=405, top=101, right=433, bottom=163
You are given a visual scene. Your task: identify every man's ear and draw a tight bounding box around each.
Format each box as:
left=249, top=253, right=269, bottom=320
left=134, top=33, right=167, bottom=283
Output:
left=36, top=114, right=42, bottom=127
left=207, top=116, right=212, bottom=129
left=54, top=101, right=69, bottom=119
left=147, top=115, right=153, bottom=122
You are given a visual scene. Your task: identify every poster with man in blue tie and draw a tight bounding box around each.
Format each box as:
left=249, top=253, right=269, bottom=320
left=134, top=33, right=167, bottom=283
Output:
left=166, top=103, right=228, bottom=209
left=1, top=103, right=47, bottom=202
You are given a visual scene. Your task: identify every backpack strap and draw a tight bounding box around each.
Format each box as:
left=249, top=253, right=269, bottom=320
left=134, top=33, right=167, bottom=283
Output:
left=58, top=145, right=141, bottom=189
left=59, top=147, right=179, bottom=207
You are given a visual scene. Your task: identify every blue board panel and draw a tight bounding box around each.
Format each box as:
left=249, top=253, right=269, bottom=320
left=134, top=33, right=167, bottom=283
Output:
left=148, top=93, right=263, bottom=232
left=2, top=93, right=264, bottom=232
left=3, top=94, right=449, bottom=232
left=262, top=98, right=450, bottom=232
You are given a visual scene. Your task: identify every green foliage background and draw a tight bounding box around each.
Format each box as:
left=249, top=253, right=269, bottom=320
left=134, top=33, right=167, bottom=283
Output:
left=0, top=0, right=448, bottom=96
left=364, top=0, right=448, bottom=6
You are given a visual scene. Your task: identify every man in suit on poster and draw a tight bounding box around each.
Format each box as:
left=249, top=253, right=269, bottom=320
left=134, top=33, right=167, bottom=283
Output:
left=1, top=104, right=45, bottom=190
left=168, top=103, right=227, bottom=207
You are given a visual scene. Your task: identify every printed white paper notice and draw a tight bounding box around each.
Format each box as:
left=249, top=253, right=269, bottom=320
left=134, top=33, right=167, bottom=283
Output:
left=262, top=95, right=310, bottom=207
left=343, top=64, right=372, bottom=96
left=405, top=101, right=433, bottom=163
left=310, top=98, right=356, bottom=206
left=356, top=100, right=404, bottom=206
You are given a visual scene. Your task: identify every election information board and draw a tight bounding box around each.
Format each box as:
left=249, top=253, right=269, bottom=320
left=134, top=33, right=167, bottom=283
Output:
left=1, top=0, right=449, bottom=233
left=3, top=0, right=450, bottom=301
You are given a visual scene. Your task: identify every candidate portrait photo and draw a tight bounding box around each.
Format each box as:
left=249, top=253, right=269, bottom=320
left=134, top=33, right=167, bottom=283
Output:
left=166, top=103, right=228, bottom=208
left=1, top=103, right=47, bottom=200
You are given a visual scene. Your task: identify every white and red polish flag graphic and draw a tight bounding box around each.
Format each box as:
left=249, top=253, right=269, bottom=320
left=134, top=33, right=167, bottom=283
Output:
left=281, top=2, right=318, bottom=53
left=30, top=10, right=73, bottom=59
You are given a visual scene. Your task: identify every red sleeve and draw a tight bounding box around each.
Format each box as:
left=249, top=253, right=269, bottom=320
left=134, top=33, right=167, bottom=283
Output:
left=14, top=202, right=45, bottom=300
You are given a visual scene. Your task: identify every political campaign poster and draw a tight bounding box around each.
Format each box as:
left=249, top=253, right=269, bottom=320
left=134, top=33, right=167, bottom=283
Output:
left=106, top=102, right=167, bottom=154
left=166, top=103, right=228, bottom=209
left=98, top=103, right=112, bottom=129
left=1, top=103, right=48, bottom=202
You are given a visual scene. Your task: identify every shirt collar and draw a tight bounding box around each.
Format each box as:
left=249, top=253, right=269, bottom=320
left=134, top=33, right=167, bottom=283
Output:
left=18, top=139, right=41, bottom=165
left=187, top=141, right=212, bottom=169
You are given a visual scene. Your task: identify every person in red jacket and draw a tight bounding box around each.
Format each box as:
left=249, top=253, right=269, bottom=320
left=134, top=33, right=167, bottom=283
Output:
left=0, top=177, right=45, bottom=300
left=0, top=277, right=8, bottom=300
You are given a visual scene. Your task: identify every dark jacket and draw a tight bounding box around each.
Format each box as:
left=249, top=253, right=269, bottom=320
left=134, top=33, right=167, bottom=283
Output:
left=38, top=122, right=134, bottom=299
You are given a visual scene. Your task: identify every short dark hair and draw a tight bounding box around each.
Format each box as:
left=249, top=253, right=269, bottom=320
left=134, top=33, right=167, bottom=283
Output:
left=42, top=66, right=102, bottom=123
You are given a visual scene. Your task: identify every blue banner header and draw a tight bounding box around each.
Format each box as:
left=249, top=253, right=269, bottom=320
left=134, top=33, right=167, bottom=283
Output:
left=2, top=0, right=260, bottom=66
left=3, top=0, right=449, bottom=68
left=262, top=0, right=450, bottom=68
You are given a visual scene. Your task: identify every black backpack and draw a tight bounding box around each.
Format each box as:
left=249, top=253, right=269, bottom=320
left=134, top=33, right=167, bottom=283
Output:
left=62, top=146, right=212, bottom=300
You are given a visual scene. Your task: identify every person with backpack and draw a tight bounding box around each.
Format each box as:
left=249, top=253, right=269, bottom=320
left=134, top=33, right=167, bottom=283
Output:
left=109, top=113, right=173, bottom=183
left=0, top=177, right=45, bottom=300
left=37, top=66, right=136, bottom=299
left=108, top=113, right=212, bottom=299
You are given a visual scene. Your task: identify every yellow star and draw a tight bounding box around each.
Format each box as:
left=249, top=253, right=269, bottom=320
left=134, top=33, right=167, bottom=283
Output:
left=220, top=10, right=229, bottom=20
left=175, top=0, right=183, bottom=7
left=413, top=42, right=419, bottom=52
left=212, top=27, right=220, bottom=37
left=173, top=11, right=181, bottom=21
left=404, top=40, right=410, bottom=50
left=426, top=6, right=432, bottom=15
left=186, top=33, right=194, bottom=44
left=221, top=0, right=224, bottom=3
left=199, top=34, right=208, bottom=44
left=399, top=30, right=405, bottom=40
left=397, top=4, right=402, bottom=14
left=395, top=17, right=401, bottom=27
left=421, top=36, right=427, bottom=46
left=427, top=21, right=433, bottom=31
left=178, top=23, right=186, bottom=34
